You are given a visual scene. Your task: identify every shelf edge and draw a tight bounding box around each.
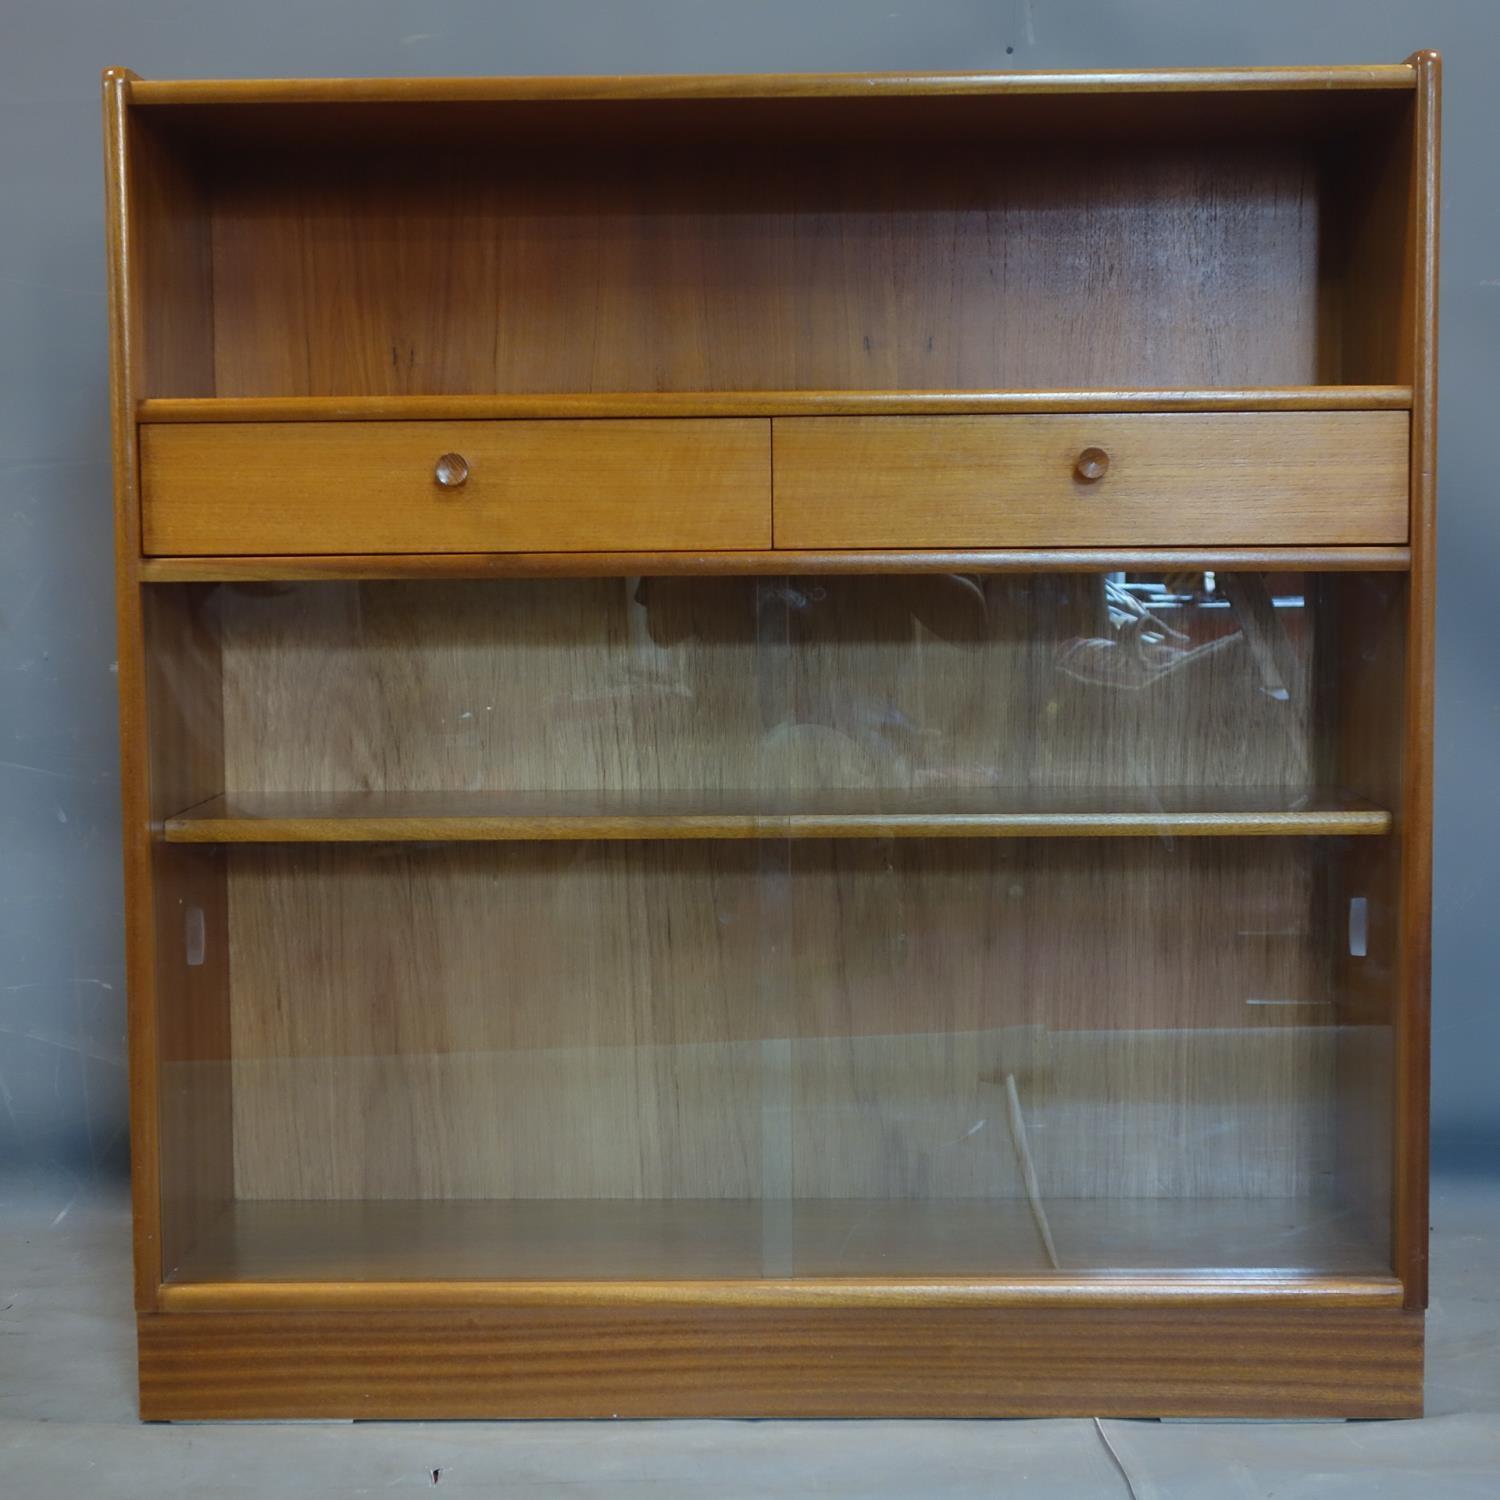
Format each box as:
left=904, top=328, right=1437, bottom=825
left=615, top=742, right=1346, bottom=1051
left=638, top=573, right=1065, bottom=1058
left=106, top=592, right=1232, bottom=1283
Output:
left=157, top=1273, right=1406, bottom=1313
left=140, top=546, right=1414, bottom=582
left=137, top=388, right=1414, bottom=422
left=126, top=67, right=1418, bottom=108
left=162, top=810, right=1393, bottom=843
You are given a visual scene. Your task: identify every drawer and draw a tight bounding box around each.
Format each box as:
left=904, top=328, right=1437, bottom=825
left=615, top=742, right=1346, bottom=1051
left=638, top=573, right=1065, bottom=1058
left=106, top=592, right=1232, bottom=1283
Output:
left=140, top=419, right=771, bottom=555
left=772, top=413, right=1409, bottom=548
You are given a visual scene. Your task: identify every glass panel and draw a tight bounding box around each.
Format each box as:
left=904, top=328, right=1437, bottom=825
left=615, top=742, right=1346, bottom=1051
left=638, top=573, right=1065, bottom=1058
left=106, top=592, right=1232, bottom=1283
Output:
left=147, top=572, right=1405, bottom=1283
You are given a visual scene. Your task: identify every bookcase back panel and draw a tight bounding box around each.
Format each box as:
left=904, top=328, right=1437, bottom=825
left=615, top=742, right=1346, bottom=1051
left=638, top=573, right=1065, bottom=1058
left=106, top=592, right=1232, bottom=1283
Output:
left=202, top=141, right=1324, bottom=397
left=223, top=834, right=1337, bottom=1205
left=216, top=575, right=1318, bottom=796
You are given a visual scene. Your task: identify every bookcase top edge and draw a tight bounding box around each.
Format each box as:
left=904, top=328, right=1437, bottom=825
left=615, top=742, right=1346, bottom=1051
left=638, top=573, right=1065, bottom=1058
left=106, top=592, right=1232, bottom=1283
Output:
left=113, top=64, right=1419, bottom=108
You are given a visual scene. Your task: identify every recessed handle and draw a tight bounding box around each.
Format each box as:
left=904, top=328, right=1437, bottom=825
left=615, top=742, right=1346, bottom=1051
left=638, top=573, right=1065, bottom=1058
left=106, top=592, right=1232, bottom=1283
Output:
left=434, top=452, right=470, bottom=489
left=1074, top=446, right=1110, bottom=483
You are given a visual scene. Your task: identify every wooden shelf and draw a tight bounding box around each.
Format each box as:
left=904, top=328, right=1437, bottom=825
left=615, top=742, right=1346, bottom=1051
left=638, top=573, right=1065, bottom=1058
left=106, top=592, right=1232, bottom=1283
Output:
left=163, top=788, right=1392, bottom=843
left=161, top=1197, right=1395, bottom=1304
left=140, top=547, right=1412, bottom=582
left=137, top=387, right=1412, bottom=423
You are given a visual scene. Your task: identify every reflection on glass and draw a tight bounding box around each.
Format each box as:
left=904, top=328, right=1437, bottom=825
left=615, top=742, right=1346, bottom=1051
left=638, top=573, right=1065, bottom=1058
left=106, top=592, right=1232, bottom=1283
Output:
left=152, top=573, right=1404, bottom=1285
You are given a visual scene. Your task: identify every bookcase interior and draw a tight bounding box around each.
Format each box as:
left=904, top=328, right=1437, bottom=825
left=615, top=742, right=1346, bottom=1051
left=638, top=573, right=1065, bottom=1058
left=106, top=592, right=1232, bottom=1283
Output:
left=144, top=571, right=1406, bottom=1286
left=128, top=87, right=1421, bottom=400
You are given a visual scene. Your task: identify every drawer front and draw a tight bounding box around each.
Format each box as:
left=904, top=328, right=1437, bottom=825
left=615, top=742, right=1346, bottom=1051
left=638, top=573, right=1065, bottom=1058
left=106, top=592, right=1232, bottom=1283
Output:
left=141, top=420, right=771, bottom=555
left=773, top=413, right=1409, bottom=548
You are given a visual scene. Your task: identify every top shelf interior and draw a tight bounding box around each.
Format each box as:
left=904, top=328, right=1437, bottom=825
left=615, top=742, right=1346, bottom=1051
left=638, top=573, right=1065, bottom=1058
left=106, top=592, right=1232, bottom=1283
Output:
left=124, top=74, right=1423, bottom=402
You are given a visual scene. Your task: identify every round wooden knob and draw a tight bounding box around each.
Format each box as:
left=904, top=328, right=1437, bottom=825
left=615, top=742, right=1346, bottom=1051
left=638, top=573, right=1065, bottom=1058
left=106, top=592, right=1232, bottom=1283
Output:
left=1074, top=446, right=1110, bottom=483
left=434, top=452, right=470, bottom=488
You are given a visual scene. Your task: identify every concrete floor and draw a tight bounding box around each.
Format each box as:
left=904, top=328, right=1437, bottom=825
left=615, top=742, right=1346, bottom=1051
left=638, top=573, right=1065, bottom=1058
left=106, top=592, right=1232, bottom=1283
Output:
left=2, top=1175, right=1497, bottom=1497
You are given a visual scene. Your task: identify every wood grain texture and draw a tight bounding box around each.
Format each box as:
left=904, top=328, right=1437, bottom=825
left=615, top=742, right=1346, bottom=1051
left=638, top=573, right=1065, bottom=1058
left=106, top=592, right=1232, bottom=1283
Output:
left=222, top=840, right=1337, bottom=1203
left=773, top=414, right=1409, bottom=548
left=102, top=66, right=167, bottom=1311
left=1330, top=91, right=1417, bottom=388
left=214, top=576, right=1341, bottom=1207
left=126, top=110, right=214, bottom=399
left=213, top=575, right=1323, bottom=798
left=1395, top=49, right=1440, bottom=1310
left=162, top=1198, right=1392, bottom=1289
left=160, top=1272, right=1405, bottom=1312
left=136, top=1303, right=1423, bottom=1420
left=201, top=137, right=1331, bottom=399
left=164, top=787, right=1391, bottom=843
left=140, top=420, right=771, bottom=555
left=140, top=547, right=1413, bottom=582
left=125, top=66, right=1418, bottom=108
left=136, top=388, right=1414, bottom=421
left=117, top=94, right=1424, bottom=245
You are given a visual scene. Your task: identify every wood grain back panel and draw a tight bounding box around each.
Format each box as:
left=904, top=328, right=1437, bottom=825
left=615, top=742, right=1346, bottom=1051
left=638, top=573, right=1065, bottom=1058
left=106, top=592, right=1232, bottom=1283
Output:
left=217, top=574, right=1341, bottom=1211
left=203, top=141, right=1327, bottom=398
left=127, top=112, right=215, bottom=399
left=217, top=575, right=1319, bottom=796
left=209, top=576, right=1348, bottom=1228
left=224, top=837, right=1329, bottom=1055
left=226, top=834, right=1334, bottom=1206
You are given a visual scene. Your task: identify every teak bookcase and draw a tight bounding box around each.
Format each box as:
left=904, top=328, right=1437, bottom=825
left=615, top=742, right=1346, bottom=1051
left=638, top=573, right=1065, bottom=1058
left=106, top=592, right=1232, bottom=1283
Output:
left=103, top=59, right=1439, bottom=1420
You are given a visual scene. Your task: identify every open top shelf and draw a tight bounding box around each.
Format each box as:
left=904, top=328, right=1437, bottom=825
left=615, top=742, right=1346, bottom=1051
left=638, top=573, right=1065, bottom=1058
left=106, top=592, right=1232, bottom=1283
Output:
left=121, top=66, right=1426, bottom=406
left=163, top=787, right=1393, bottom=843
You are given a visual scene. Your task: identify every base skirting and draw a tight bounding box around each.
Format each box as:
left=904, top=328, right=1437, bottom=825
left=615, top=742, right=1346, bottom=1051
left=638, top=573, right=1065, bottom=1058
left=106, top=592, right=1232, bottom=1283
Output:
left=138, top=1301, right=1424, bottom=1420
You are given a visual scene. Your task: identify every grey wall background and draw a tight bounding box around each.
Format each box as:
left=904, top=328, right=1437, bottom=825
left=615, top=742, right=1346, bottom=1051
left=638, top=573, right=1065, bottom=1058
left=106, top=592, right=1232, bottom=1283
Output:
left=2, top=0, right=1496, bottom=1191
